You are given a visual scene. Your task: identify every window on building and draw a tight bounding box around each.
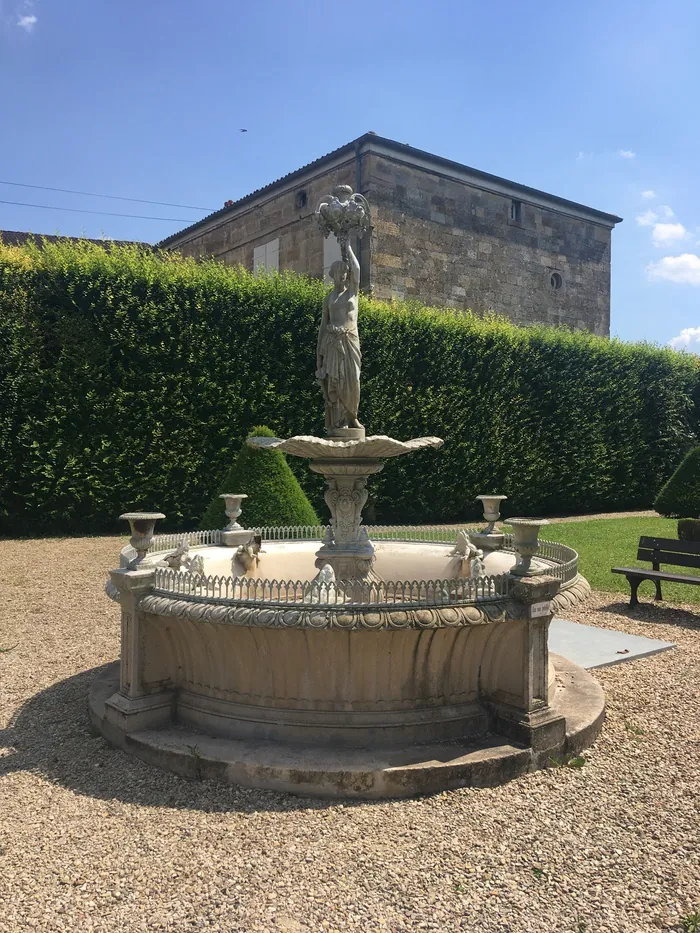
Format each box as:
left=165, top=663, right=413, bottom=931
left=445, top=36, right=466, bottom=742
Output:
left=322, top=234, right=343, bottom=283
left=295, top=189, right=308, bottom=209
left=253, top=238, right=280, bottom=275
left=510, top=199, right=522, bottom=223
left=550, top=271, right=563, bottom=290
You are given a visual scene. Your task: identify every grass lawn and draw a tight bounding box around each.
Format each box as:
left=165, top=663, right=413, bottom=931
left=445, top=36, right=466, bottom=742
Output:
left=540, top=516, right=700, bottom=605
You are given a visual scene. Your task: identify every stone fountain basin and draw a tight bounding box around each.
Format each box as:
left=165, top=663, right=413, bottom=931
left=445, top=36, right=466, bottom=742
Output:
left=96, top=529, right=598, bottom=795
left=119, top=539, right=575, bottom=750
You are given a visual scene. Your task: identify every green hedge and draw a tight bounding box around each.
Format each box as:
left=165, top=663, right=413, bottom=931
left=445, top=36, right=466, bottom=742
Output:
left=1, top=238, right=698, bottom=534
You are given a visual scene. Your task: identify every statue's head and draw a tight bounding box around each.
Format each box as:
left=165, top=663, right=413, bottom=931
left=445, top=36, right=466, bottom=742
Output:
left=330, top=260, right=348, bottom=289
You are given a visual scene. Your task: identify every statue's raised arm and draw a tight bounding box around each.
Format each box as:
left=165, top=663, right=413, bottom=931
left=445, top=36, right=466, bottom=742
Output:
left=345, top=238, right=360, bottom=293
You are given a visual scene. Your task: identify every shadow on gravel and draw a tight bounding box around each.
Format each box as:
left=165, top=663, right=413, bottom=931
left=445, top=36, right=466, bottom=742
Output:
left=595, top=597, right=700, bottom=631
left=0, top=665, right=349, bottom=814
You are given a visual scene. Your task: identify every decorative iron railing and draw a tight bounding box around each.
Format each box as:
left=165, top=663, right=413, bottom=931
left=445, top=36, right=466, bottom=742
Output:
left=145, top=524, right=580, bottom=603
left=151, top=566, right=511, bottom=609
left=148, top=529, right=224, bottom=552
left=254, top=525, right=328, bottom=542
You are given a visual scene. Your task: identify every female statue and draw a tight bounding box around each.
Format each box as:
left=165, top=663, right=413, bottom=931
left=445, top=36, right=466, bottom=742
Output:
left=316, top=240, right=363, bottom=434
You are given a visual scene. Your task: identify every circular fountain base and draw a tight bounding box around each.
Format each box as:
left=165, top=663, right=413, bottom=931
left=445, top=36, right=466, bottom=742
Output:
left=89, top=654, right=604, bottom=799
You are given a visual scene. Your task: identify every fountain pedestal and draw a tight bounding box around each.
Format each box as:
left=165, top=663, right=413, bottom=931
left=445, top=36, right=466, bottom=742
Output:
left=248, top=433, right=444, bottom=581
left=310, top=459, right=383, bottom=578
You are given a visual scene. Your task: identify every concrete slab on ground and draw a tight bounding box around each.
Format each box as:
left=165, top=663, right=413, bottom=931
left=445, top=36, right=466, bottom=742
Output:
left=549, top=618, right=675, bottom=670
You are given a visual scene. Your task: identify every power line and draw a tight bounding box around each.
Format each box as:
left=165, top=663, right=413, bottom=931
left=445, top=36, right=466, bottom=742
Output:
left=0, top=179, right=214, bottom=212
left=0, top=199, right=193, bottom=222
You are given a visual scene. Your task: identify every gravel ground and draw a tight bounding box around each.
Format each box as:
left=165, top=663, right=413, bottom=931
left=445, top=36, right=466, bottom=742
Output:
left=0, top=536, right=698, bottom=933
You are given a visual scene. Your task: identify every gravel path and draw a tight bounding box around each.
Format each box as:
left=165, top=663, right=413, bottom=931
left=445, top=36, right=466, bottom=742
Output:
left=0, top=537, right=698, bottom=932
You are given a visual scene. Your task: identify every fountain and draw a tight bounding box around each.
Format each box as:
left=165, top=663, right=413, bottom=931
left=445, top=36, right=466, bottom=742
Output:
left=90, top=186, right=602, bottom=798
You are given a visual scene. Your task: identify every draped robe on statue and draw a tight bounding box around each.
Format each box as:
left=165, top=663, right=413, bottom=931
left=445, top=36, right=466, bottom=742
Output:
left=316, top=246, right=363, bottom=433
left=317, top=320, right=362, bottom=432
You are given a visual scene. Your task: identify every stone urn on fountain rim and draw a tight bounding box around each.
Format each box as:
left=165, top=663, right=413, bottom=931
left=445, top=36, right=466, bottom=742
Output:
left=471, top=494, right=508, bottom=550
left=220, top=493, right=251, bottom=547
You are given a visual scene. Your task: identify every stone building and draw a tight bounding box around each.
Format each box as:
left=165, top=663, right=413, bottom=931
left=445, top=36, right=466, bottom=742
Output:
left=160, top=134, right=622, bottom=336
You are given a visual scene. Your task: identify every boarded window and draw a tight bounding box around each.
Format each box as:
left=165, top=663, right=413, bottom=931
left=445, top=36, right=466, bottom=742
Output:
left=322, top=234, right=343, bottom=283
left=253, top=238, right=280, bottom=275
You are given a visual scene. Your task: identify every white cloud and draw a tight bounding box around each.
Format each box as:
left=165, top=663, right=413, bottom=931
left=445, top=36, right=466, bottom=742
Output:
left=17, top=13, right=37, bottom=30
left=647, top=253, right=700, bottom=286
left=636, top=210, right=658, bottom=227
left=618, top=149, right=636, bottom=159
left=652, top=222, right=687, bottom=247
left=642, top=190, right=656, bottom=199
left=669, top=327, right=700, bottom=352
left=637, top=206, right=676, bottom=227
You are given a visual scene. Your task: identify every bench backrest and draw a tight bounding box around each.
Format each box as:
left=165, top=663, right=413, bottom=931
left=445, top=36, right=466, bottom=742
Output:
left=637, top=536, right=700, bottom=570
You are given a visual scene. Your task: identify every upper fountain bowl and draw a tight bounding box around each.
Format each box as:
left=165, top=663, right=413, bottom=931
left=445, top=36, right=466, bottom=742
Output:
left=247, top=434, right=444, bottom=459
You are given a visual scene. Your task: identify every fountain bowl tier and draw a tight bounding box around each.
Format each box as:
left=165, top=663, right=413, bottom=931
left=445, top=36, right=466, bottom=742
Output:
left=247, top=433, right=444, bottom=580
left=92, top=525, right=601, bottom=798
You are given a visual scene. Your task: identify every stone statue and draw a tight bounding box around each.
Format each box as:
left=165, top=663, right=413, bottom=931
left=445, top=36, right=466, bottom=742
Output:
left=233, top=534, right=262, bottom=574
left=161, top=537, right=190, bottom=570
left=155, top=538, right=205, bottom=574
left=316, top=185, right=370, bottom=437
left=310, top=563, right=337, bottom=603
left=187, top=553, right=205, bottom=577
left=450, top=531, right=486, bottom=579
left=470, top=549, right=485, bottom=579
left=316, top=243, right=362, bottom=434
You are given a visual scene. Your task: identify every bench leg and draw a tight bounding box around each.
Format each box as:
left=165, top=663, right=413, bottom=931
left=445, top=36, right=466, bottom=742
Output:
left=654, top=579, right=663, bottom=602
left=628, top=576, right=641, bottom=608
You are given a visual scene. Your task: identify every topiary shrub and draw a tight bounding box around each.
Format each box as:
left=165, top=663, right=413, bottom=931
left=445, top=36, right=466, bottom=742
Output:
left=655, top=446, right=700, bottom=518
left=200, top=425, right=320, bottom=530
left=677, top=518, right=700, bottom=541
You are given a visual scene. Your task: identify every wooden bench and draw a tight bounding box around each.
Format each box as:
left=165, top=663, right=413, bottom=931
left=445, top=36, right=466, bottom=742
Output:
left=612, top=535, right=700, bottom=607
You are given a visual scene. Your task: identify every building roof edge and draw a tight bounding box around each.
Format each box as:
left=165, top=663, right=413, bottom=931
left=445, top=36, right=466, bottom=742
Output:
left=158, top=133, right=622, bottom=247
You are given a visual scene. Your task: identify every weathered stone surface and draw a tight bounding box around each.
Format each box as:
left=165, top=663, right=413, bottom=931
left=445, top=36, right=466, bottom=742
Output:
left=88, top=653, right=605, bottom=798
left=365, top=155, right=612, bottom=335
left=166, top=149, right=614, bottom=335
left=170, top=159, right=370, bottom=284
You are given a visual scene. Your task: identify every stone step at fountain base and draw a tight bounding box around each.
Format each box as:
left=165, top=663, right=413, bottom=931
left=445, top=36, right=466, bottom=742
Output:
left=90, top=656, right=604, bottom=799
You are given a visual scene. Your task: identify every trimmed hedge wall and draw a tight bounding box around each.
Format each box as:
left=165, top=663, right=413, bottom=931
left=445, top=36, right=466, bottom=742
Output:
left=1, top=238, right=699, bottom=534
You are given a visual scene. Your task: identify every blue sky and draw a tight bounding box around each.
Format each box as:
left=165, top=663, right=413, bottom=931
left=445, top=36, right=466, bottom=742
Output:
left=2, top=0, right=699, bottom=349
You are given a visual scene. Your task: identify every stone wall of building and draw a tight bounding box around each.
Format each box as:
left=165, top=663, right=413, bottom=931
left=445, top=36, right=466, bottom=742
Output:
left=170, top=160, right=370, bottom=280
left=167, top=150, right=613, bottom=337
left=364, top=154, right=612, bottom=336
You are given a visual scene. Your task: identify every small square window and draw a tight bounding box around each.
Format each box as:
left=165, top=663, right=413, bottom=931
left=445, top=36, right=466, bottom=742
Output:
left=510, top=199, right=522, bottom=223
